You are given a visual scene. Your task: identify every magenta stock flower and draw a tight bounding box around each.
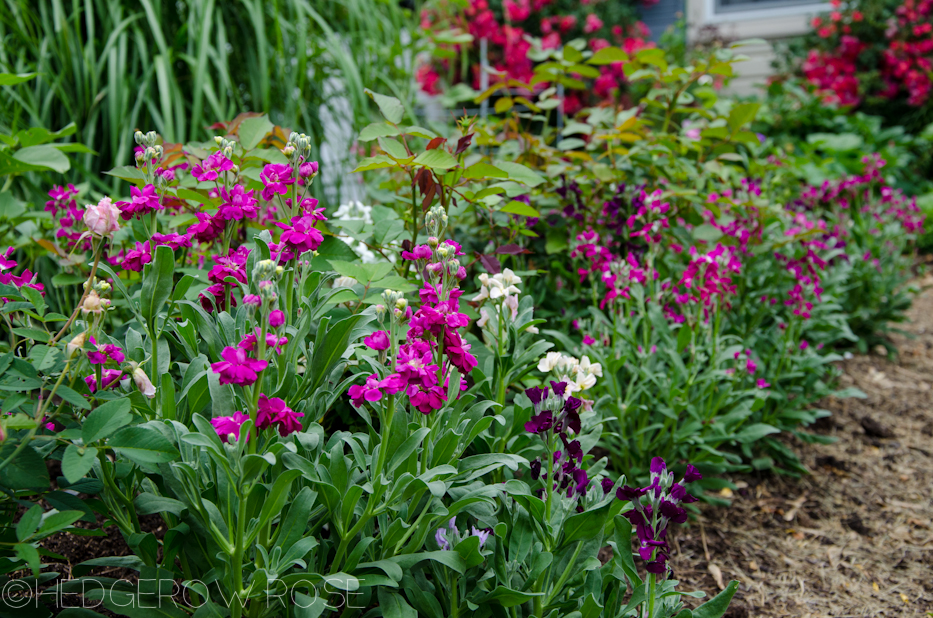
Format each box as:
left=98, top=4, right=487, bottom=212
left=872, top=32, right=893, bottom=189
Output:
left=211, top=412, right=250, bottom=443
left=269, top=309, right=285, bottom=327
left=152, top=232, right=193, bottom=250
left=85, top=369, right=124, bottom=393
left=364, top=330, right=390, bottom=351
left=298, top=160, right=319, bottom=178
left=188, top=212, right=226, bottom=244
left=199, top=282, right=237, bottom=313
left=348, top=374, right=393, bottom=407
left=117, top=184, right=162, bottom=220
left=192, top=152, right=235, bottom=182
left=217, top=185, right=259, bottom=221
left=111, top=241, right=153, bottom=272
left=260, top=164, right=295, bottom=201
left=87, top=342, right=125, bottom=365
left=211, top=346, right=268, bottom=386
left=276, top=215, right=324, bottom=254
left=239, top=329, right=288, bottom=354
left=256, top=394, right=304, bottom=436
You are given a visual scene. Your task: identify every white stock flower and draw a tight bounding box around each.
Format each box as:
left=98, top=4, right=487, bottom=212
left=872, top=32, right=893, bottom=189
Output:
left=577, top=355, right=603, bottom=378
left=500, top=268, right=522, bottom=286
left=537, top=351, right=563, bottom=373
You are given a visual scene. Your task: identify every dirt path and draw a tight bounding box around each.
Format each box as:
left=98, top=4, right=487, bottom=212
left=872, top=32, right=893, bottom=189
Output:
left=674, top=276, right=933, bottom=617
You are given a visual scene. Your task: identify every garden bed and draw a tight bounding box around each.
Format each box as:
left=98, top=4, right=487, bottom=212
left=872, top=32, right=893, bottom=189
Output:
left=674, top=275, right=933, bottom=617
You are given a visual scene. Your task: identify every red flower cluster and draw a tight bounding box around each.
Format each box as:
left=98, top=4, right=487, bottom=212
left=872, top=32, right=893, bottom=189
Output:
left=417, top=0, right=653, bottom=109
left=804, top=0, right=933, bottom=108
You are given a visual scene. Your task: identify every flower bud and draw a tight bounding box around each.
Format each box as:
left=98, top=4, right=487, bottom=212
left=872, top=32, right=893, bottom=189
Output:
left=395, top=298, right=408, bottom=310
left=132, top=366, right=156, bottom=398
left=223, top=146, right=233, bottom=159
left=135, top=151, right=146, bottom=163
left=66, top=332, right=87, bottom=359
left=253, top=259, right=277, bottom=280
left=214, top=135, right=224, bottom=145
left=134, top=131, right=145, bottom=145
left=283, top=144, right=296, bottom=156
left=269, top=309, right=285, bottom=328
left=81, top=290, right=103, bottom=314
left=146, top=131, right=158, bottom=144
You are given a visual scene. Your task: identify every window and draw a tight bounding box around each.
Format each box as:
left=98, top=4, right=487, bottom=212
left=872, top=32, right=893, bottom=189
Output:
left=714, top=0, right=818, bottom=13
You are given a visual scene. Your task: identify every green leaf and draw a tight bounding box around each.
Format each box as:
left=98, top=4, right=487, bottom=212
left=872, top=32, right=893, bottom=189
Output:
left=562, top=501, right=613, bottom=545
left=135, top=494, right=187, bottom=516
left=16, top=504, right=42, bottom=541
left=365, top=89, right=405, bottom=124
left=15, top=542, right=40, bottom=575
left=732, top=423, right=780, bottom=443
left=293, top=593, right=328, bottom=618
left=351, top=155, right=396, bottom=173
left=500, top=200, right=540, bottom=218
left=588, top=47, right=628, bottom=65
left=463, top=162, right=507, bottom=179
left=82, top=399, right=133, bottom=444
left=474, top=586, right=544, bottom=608
left=108, top=426, right=179, bottom=466
left=692, top=581, right=740, bottom=618
left=677, top=324, right=692, bottom=354
left=378, top=589, right=417, bottom=618
left=359, top=122, right=401, bottom=142
left=37, top=510, right=83, bottom=536
left=727, top=102, right=760, bottom=133
left=0, top=443, right=49, bottom=489
left=495, top=161, right=544, bottom=187
left=0, top=72, right=36, bottom=86
left=62, top=445, right=99, bottom=484
left=239, top=115, right=275, bottom=151
left=14, top=145, right=70, bottom=173
left=413, top=149, right=458, bottom=170
left=56, top=384, right=92, bottom=410
left=258, top=470, right=302, bottom=528
left=140, top=245, right=176, bottom=329
left=22, top=285, right=47, bottom=317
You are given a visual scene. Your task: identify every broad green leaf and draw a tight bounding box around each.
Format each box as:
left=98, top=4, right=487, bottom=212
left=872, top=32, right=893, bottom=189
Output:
left=359, top=122, right=401, bottom=142
left=727, top=102, right=760, bottom=133
left=109, top=426, right=179, bottom=466
left=463, top=162, right=507, bottom=179
left=588, top=47, right=628, bottom=65
left=37, top=510, right=83, bottom=536
left=351, top=155, right=396, bottom=173
left=239, top=115, right=274, bottom=150
left=413, top=149, right=458, bottom=170
left=500, top=200, right=540, bottom=218
left=365, top=89, right=405, bottom=124
left=16, top=504, right=42, bottom=541
left=140, top=245, right=175, bottom=329
left=82, top=399, right=133, bottom=443
left=62, top=445, right=99, bottom=484
left=14, top=145, right=70, bottom=173
left=495, top=161, right=544, bottom=187
left=377, top=589, right=416, bottom=618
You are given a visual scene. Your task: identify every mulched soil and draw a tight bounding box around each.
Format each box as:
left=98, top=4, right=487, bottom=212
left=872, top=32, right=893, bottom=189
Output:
left=673, top=276, right=933, bottom=618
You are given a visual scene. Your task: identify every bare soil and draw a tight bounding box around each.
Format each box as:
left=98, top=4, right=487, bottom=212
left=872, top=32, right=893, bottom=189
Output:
left=674, top=276, right=933, bottom=617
